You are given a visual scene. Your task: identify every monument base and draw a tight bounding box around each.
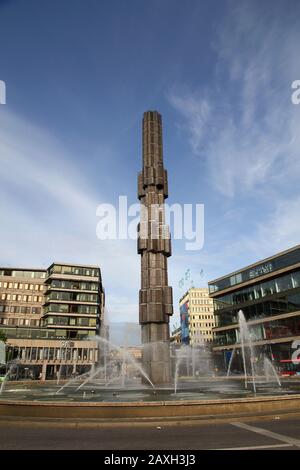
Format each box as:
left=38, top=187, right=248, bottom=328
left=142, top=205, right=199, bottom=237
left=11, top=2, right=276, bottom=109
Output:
left=141, top=325, right=171, bottom=384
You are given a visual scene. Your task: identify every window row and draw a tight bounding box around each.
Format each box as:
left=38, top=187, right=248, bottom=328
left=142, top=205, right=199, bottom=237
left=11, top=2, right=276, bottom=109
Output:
left=190, top=307, right=213, bottom=313
left=45, top=292, right=98, bottom=303
left=191, top=299, right=212, bottom=305
left=43, top=316, right=97, bottom=327
left=0, top=326, right=96, bottom=340
left=191, top=292, right=209, bottom=298
left=191, top=314, right=214, bottom=320
left=191, top=338, right=213, bottom=343
left=47, top=280, right=99, bottom=291
left=0, top=282, right=44, bottom=291
left=10, top=346, right=98, bottom=362
left=190, top=322, right=214, bottom=328
left=48, top=265, right=99, bottom=278
left=0, top=317, right=40, bottom=327
left=0, top=305, right=41, bottom=315
left=0, top=270, right=46, bottom=279
left=0, top=294, right=43, bottom=302
left=44, top=303, right=98, bottom=315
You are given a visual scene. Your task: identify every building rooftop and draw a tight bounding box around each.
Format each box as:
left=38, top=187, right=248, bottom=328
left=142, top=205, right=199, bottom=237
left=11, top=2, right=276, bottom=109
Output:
left=208, top=243, right=300, bottom=296
left=179, top=286, right=209, bottom=303
left=0, top=267, right=46, bottom=273
left=49, top=262, right=100, bottom=269
left=209, top=243, right=300, bottom=285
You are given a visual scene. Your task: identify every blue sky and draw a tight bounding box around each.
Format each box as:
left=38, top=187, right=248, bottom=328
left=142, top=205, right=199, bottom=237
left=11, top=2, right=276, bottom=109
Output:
left=0, top=0, right=300, bottom=328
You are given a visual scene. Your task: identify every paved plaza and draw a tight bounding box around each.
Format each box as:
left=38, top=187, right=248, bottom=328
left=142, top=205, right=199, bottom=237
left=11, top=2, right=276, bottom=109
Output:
left=0, top=413, right=300, bottom=450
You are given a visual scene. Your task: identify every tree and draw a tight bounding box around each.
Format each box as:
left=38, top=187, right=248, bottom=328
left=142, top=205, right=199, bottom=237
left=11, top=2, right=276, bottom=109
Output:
left=0, top=330, right=7, bottom=343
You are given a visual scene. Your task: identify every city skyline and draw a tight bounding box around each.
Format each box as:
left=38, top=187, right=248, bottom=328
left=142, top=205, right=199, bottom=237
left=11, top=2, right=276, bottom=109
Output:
left=1, top=0, right=300, bottom=328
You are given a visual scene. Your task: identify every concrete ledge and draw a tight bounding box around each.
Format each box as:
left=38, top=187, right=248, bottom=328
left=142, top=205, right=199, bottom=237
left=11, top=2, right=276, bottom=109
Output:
left=1, top=394, right=300, bottom=420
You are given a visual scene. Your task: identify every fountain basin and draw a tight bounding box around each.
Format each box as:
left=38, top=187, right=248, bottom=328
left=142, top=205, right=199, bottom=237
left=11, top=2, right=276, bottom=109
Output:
left=1, top=394, right=300, bottom=421
left=1, top=378, right=300, bottom=422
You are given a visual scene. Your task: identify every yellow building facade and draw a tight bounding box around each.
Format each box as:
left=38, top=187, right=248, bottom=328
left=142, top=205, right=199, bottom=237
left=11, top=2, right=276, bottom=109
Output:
left=179, top=288, right=215, bottom=345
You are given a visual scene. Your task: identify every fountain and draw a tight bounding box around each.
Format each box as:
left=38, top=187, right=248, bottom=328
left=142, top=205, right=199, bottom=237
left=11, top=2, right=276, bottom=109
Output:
left=0, top=312, right=293, bottom=408
left=0, top=111, right=299, bottom=422
left=0, top=317, right=299, bottom=423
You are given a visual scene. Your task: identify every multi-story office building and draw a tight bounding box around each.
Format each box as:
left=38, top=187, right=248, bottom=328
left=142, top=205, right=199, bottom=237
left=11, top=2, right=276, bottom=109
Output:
left=0, top=263, right=105, bottom=379
left=209, top=244, right=300, bottom=370
left=43, top=263, right=103, bottom=339
left=179, top=288, right=215, bottom=346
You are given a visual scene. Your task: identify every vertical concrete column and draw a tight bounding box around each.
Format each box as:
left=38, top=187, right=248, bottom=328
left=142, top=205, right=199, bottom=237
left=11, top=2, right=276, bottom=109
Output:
left=138, top=111, right=173, bottom=384
left=41, top=362, right=47, bottom=381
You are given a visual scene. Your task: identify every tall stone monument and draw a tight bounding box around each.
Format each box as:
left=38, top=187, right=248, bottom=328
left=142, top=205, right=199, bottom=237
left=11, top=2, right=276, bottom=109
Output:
left=137, top=110, right=173, bottom=384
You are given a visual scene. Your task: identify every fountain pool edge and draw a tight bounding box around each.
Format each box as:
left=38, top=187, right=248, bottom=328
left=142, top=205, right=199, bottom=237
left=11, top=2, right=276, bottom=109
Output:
left=1, top=394, right=300, bottom=421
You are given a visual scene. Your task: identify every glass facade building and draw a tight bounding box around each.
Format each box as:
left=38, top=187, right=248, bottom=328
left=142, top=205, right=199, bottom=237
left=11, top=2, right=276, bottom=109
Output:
left=209, top=245, right=300, bottom=370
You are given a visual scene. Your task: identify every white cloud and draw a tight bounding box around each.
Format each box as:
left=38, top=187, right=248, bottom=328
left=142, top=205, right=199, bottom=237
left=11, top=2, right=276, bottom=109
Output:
left=168, top=1, right=300, bottom=270
left=0, top=108, right=139, bottom=323
left=169, top=1, right=300, bottom=198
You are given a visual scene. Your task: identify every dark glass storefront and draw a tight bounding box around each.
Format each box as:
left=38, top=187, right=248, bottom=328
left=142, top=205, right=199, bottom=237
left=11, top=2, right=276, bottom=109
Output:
left=215, top=289, right=300, bottom=327
left=209, top=245, right=300, bottom=370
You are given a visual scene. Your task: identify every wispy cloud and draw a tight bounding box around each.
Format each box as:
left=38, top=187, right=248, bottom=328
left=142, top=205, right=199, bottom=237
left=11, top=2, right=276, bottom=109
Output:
left=0, top=108, right=139, bottom=323
left=169, top=1, right=300, bottom=198
left=168, top=0, right=300, bottom=267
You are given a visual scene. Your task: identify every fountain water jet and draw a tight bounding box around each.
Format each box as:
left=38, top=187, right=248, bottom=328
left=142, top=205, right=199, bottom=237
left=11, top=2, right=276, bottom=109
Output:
left=56, top=370, right=91, bottom=395
left=226, top=348, right=236, bottom=377
left=174, top=343, right=213, bottom=394
left=93, top=336, right=155, bottom=389
left=263, top=356, right=281, bottom=387
left=0, top=360, right=20, bottom=395
left=57, top=335, right=155, bottom=394
left=238, top=310, right=257, bottom=393
left=76, top=365, right=107, bottom=392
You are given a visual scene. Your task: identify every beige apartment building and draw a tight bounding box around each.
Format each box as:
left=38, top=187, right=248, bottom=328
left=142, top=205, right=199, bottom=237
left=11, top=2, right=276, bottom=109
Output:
left=0, top=263, right=105, bottom=380
left=0, top=268, right=45, bottom=330
left=179, top=288, right=215, bottom=346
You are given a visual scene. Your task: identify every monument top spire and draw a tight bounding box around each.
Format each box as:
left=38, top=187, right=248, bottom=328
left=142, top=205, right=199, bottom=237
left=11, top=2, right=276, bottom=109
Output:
left=143, top=110, right=161, bottom=118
